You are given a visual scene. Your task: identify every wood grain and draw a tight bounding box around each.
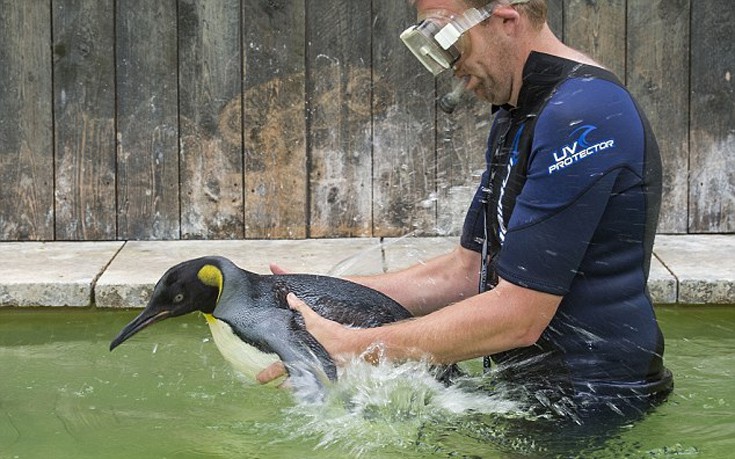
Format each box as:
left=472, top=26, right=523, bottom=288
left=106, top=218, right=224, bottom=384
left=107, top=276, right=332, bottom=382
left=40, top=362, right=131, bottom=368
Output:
left=627, top=0, right=690, bottom=234
left=243, top=0, right=307, bottom=238
left=0, top=1, right=727, bottom=240
left=372, top=0, right=436, bottom=237
left=179, top=0, right=244, bottom=239
left=307, top=0, right=373, bottom=237
left=436, top=77, right=493, bottom=236
left=0, top=1, right=54, bottom=240
left=116, top=0, right=180, bottom=239
left=546, top=0, right=564, bottom=37
left=564, top=0, right=626, bottom=80
left=689, top=0, right=734, bottom=232
left=53, top=0, right=116, bottom=240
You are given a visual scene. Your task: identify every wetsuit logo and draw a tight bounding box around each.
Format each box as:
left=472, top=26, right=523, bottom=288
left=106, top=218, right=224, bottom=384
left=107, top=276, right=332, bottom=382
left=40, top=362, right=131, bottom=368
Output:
left=548, top=125, right=615, bottom=174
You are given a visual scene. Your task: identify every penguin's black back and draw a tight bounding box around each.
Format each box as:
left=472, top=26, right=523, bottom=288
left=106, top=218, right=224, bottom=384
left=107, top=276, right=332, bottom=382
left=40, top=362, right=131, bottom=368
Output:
left=259, top=273, right=412, bottom=327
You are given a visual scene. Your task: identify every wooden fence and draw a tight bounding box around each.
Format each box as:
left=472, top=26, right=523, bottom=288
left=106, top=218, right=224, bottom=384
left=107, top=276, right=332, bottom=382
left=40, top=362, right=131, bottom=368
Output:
left=0, top=0, right=732, bottom=241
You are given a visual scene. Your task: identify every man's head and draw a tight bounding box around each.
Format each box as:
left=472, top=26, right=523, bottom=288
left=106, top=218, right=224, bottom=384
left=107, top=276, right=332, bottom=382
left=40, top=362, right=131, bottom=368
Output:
left=404, top=0, right=549, bottom=106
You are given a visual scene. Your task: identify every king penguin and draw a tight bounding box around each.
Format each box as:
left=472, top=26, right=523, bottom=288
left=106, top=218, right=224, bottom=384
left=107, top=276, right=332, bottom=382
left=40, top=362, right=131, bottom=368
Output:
left=109, top=256, right=415, bottom=401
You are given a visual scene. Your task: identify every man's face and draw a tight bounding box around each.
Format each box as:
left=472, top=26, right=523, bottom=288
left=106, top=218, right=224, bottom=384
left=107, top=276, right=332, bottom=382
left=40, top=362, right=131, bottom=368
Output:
left=413, top=0, right=517, bottom=106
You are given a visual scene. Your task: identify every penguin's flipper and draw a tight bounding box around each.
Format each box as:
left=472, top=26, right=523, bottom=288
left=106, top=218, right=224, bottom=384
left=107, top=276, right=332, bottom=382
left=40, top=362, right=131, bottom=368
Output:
left=216, top=308, right=334, bottom=403
left=261, top=327, right=334, bottom=403
left=287, top=311, right=338, bottom=377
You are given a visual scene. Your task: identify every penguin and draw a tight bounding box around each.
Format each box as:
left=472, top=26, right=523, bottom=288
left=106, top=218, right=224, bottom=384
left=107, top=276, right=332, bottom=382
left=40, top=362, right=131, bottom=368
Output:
left=109, top=255, right=417, bottom=401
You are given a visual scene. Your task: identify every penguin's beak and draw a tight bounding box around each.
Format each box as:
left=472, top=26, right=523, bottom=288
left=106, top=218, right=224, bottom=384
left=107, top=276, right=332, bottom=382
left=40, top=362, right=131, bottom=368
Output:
left=109, top=308, right=172, bottom=351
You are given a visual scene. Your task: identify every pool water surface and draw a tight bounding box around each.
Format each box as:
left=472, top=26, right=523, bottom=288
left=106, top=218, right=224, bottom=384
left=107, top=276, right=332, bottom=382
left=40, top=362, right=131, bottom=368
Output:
left=0, top=307, right=733, bottom=458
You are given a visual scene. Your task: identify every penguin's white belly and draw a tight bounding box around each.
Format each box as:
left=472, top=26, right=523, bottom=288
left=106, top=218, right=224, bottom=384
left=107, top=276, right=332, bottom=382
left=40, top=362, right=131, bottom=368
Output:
left=203, top=314, right=281, bottom=383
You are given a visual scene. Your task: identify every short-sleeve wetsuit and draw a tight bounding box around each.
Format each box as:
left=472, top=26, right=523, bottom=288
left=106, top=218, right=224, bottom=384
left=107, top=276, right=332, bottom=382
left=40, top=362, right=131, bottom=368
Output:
left=460, top=52, right=673, bottom=416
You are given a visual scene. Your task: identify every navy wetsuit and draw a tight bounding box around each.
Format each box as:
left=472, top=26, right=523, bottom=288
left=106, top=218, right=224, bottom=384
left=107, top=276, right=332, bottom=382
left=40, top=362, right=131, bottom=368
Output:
left=460, top=52, right=673, bottom=417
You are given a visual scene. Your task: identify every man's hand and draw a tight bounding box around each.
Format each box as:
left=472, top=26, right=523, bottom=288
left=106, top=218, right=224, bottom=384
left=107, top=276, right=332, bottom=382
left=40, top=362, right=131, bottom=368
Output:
left=285, top=292, right=355, bottom=360
left=269, top=263, right=289, bottom=275
left=255, top=292, right=350, bottom=385
left=256, top=361, right=286, bottom=384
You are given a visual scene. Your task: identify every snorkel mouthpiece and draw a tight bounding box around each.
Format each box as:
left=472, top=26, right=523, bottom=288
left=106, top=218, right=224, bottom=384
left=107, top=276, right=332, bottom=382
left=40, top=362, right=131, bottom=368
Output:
left=439, top=77, right=469, bottom=114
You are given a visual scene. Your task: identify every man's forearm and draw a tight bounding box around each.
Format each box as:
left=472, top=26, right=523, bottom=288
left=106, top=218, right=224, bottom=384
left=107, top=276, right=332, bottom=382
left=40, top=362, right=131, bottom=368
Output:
left=347, top=246, right=481, bottom=316
left=291, top=277, right=562, bottom=365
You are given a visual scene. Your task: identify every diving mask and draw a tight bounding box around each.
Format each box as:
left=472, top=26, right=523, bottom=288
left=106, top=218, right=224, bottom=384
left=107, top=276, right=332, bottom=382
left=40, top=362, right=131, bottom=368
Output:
left=400, top=0, right=531, bottom=76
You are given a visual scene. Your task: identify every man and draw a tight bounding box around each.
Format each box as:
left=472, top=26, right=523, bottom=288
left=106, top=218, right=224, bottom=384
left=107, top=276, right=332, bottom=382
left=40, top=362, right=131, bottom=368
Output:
left=260, top=0, right=673, bottom=421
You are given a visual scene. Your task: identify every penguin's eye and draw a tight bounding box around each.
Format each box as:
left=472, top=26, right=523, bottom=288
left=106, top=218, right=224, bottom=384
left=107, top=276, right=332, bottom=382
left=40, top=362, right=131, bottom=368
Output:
left=173, top=293, right=185, bottom=303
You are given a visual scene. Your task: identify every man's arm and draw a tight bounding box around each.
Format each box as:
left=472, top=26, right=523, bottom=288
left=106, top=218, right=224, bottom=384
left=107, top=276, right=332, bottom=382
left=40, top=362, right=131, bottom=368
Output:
left=346, top=245, right=482, bottom=317
left=257, top=245, right=484, bottom=383
left=288, top=276, right=562, bottom=365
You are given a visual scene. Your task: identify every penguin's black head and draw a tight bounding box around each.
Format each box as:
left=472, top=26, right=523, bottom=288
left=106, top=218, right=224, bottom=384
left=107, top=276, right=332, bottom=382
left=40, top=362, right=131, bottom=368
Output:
left=109, top=257, right=225, bottom=351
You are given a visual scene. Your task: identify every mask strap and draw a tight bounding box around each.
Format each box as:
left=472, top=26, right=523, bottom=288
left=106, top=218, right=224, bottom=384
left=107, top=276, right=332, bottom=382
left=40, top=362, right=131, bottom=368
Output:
left=434, top=0, right=533, bottom=50
left=434, top=5, right=495, bottom=50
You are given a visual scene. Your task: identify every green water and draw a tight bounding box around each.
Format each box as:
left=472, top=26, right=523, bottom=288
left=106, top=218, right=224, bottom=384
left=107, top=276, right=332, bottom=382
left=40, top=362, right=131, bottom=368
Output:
left=0, top=307, right=733, bottom=458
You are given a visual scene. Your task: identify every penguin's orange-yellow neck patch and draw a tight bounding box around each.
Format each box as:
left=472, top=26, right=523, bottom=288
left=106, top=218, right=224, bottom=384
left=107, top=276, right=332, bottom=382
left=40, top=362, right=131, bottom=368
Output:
left=197, top=264, right=223, bottom=303
left=202, top=313, right=216, bottom=324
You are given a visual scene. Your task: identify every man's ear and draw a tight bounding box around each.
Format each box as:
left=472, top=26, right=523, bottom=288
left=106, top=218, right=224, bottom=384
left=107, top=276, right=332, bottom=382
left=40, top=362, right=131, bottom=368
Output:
left=486, top=4, right=523, bottom=36
left=491, top=5, right=522, bottom=24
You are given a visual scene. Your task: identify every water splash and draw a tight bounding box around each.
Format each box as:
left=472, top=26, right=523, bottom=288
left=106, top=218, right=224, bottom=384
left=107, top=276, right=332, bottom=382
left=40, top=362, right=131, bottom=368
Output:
left=278, top=356, right=526, bottom=457
left=327, top=231, right=420, bottom=277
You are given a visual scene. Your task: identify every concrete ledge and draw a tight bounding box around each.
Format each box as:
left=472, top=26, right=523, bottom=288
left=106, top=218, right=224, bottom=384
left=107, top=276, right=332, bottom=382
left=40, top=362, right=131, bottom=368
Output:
left=648, top=255, right=678, bottom=305
left=0, top=242, right=123, bottom=307
left=0, top=235, right=732, bottom=308
left=95, top=237, right=461, bottom=308
left=653, top=235, right=735, bottom=304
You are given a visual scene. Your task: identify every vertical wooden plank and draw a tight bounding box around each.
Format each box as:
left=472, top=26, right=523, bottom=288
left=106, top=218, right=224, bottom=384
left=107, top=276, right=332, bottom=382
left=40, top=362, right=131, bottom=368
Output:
left=53, top=0, right=116, bottom=240
left=116, top=0, right=179, bottom=240
left=0, top=0, right=54, bottom=241
left=546, top=0, right=564, bottom=38
left=627, top=0, right=690, bottom=234
left=242, top=0, right=306, bottom=239
left=307, top=0, right=373, bottom=238
left=689, top=0, right=735, bottom=233
left=372, top=0, right=436, bottom=237
left=564, top=0, right=626, bottom=80
left=178, top=0, right=244, bottom=239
